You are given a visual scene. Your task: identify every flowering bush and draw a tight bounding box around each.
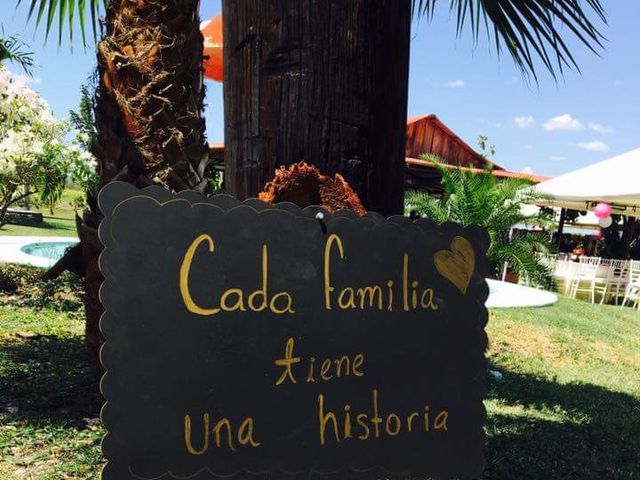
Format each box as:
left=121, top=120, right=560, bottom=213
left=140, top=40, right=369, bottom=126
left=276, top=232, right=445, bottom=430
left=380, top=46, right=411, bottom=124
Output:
left=0, top=67, right=95, bottom=226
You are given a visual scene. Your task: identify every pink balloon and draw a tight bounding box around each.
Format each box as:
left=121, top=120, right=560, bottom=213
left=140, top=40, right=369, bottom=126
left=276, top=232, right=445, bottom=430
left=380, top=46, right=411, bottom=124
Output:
left=594, top=203, right=612, bottom=219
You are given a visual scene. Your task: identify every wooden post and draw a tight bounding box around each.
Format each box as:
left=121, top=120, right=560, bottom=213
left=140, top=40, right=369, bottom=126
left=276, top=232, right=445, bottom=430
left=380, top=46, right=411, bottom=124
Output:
left=222, top=0, right=412, bottom=216
left=619, top=216, right=638, bottom=259
left=556, top=208, right=566, bottom=249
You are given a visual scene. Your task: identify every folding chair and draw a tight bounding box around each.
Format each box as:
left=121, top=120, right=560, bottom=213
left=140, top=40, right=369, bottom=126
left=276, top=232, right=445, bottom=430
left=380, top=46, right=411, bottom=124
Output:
left=621, top=260, right=640, bottom=311
left=600, top=259, right=629, bottom=305
left=553, top=259, right=577, bottom=296
left=569, top=257, right=602, bottom=303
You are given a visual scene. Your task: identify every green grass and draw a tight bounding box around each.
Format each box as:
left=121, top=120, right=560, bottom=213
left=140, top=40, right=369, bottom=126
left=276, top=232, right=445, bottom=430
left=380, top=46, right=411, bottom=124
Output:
left=0, top=187, right=83, bottom=237
left=0, top=306, right=103, bottom=479
left=484, top=297, right=640, bottom=479
left=0, top=293, right=639, bottom=479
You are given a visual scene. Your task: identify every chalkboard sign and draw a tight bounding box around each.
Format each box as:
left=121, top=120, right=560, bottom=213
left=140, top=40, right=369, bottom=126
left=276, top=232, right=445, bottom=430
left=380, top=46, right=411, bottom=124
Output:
left=98, top=182, right=489, bottom=480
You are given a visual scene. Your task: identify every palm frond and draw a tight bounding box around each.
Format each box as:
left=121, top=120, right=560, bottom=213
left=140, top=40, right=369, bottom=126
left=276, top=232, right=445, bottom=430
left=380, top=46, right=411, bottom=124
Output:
left=490, top=233, right=555, bottom=288
left=0, top=35, right=35, bottom=75
left=406, top=189, right=449, bottom=223
left=413, top=0, right=606, bottom=81
left=409, top=158, right=556, bottom=288
left=15, top=0, right=107, bottom=47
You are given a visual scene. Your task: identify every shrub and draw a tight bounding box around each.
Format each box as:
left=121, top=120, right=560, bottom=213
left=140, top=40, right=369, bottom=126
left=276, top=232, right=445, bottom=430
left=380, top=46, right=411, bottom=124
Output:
left=406, top=160, right=555, bottom=289
left=0, top=67, right=96, bottom=226
left=0, top=262, right=83, bottom=312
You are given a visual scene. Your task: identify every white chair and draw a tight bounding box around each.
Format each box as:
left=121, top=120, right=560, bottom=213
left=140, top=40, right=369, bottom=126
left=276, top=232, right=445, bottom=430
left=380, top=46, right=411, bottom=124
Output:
left=553, top=259, right=577, bottom=295
left=600, top=259, right=630, bottom=305
left=569, top=257, right=603, bottom=303
left=621, top=260, right=640, bottom=311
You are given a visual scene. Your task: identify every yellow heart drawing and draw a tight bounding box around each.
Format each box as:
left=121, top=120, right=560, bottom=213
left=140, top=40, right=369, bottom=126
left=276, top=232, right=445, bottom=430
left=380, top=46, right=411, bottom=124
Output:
left=434, top=236, right=475, bottom=294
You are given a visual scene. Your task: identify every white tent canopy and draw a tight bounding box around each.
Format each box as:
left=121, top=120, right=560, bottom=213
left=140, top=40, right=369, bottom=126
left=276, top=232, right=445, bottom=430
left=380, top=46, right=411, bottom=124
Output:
left=534, top=148, right=640, bottom=217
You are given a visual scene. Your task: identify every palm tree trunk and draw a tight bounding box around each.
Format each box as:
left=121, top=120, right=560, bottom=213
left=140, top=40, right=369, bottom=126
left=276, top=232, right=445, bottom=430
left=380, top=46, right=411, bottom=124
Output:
left=222, top=0, right=411, bottom=216
left=80, top=0, right=209, bottom=371
left=85, top=0, right=410, bottom=370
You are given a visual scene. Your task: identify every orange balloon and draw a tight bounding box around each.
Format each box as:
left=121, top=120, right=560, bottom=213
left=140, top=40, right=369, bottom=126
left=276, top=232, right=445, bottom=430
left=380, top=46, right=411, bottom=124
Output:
left=202, top=14, right=223, bottom=82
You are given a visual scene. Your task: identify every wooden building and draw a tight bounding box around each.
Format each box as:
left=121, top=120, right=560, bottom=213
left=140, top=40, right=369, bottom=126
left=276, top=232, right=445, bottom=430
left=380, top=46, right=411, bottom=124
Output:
left=404, top=114, right=549, bottom=193
left=406, top=114, right=499, bottom=169
left=208, top=113, right=549, bottom=194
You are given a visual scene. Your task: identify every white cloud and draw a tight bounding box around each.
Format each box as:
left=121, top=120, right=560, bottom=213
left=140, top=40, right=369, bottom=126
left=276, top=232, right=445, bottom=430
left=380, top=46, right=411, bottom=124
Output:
left=574, top=141, right=609, bottom=152
left=550, top=155, right=566, bottom=161
left=514, top=115, right=535, bottom=128
left=543, top=114, right=584, bottom=132
left=588, top=122, right=613, bottom=134
left=521, top=166, right=534, bottom=174
left=444, top=79, right=465, bottom=88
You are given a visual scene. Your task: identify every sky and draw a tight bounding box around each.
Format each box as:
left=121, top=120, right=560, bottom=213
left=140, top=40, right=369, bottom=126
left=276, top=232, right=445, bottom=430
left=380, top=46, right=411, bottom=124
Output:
left=1, top=1, right=638, bottom=178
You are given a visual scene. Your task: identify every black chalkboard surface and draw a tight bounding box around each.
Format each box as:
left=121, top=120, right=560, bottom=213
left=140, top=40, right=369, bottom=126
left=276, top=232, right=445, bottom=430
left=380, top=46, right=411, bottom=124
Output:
left=98, top=182, right=489, bottom=480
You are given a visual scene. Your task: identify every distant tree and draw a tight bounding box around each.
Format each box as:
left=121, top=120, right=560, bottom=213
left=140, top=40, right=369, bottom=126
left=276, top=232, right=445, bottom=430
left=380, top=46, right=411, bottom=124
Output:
left=0, top=67, right=83, bottom=225
left=69, top=83, right=99, bottom=194
left=477, top=135, right=496, bottom=160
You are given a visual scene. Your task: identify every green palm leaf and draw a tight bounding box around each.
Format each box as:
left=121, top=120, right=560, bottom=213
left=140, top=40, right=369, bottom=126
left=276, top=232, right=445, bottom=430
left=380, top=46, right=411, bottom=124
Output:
left=17, top=0, right=605, bottom=81
left=413, top=0, right=606, bottom=80
left=406, top=158, right=555, bottom=288
left=0, top=34, right=35, bottom=74
left=15, top=0, right=107, bottom=47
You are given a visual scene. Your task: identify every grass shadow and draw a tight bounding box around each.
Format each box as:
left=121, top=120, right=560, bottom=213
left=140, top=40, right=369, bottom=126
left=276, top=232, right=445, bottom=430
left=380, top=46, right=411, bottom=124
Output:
left=482, top=367, right=640, bottom=479
left=32, top=217, right=77, bottom=231
left=1, top=313, right=638, bottom=479
left=0, top=333, right=101, bottom=427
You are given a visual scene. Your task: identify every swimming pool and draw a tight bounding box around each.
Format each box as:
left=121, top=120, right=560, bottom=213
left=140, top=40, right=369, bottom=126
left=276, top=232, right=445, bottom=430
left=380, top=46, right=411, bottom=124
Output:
left=0, top=236, right=79, bottom=268
left=485, top=278, right=558, bottom=308
left=21, top=241, right=78, bottom=263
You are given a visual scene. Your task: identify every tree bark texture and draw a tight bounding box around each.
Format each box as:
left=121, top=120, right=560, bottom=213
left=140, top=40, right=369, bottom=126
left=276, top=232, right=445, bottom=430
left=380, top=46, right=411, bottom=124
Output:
left=81, top=0, right=209, bottom=371
left=222, top=0, right=411, bottom=216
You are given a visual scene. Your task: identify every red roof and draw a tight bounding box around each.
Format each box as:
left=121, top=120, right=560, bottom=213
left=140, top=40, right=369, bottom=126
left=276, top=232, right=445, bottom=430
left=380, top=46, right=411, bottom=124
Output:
left=405, top=157, right=551, bottom=183
left=405, top=114, right=550, bottom=184
left=406, top=114, right=505, bottom=170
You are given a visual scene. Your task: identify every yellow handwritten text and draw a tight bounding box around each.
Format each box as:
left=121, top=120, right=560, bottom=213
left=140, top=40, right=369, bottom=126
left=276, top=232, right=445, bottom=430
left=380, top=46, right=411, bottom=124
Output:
left=323, top=234, right=439, bottom=312
left=179, top=234, right=295, bottom=316
left=274, top=337, right=365, bottom=386
left=318, top=389, right=449, bottom=445
left=184, top=412, right=261, bottom=454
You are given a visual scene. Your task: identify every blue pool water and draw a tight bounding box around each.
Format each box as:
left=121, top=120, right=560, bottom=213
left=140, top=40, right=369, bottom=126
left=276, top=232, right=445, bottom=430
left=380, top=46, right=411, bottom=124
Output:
left=20, top=241, right=78, bottom=262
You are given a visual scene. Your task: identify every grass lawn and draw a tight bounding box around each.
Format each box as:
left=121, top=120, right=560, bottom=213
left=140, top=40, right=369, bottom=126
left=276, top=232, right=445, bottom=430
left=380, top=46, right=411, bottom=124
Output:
left=0, top=188, right=83, bottom=237
left=0, top=293, right=639, bottom=479
left=485, top=298, right=640, bottom=479
left=0, top=309, right=102, bottom=479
